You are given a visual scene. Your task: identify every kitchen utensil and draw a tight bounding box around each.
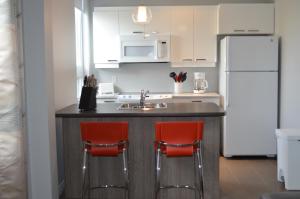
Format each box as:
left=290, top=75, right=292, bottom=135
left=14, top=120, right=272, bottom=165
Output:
left=169, top=71, right=187, bottom=83
left=169, top=72, right=176, bottom=82
left=182, top=72, right=187, bottom=82
left=178, top=72, right=183, bottom=82
left=84, top=75, right=88, bottom=87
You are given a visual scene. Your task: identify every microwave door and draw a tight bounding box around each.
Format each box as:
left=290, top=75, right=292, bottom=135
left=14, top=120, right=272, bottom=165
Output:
left=121, top=41, right=155, bottom=62
left=156, top=40, right=168, bottom=59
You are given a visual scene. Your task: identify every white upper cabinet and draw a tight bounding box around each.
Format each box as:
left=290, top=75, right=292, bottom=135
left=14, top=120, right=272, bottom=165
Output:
left=93, top=8, right=120, bottom=68
left=170, top=6, right=194, bottom=64
left=171, top=6, right=217, bottom=67
left=92, top=6, right=219, bottom=67
left=194, top=6, right=217, bottom=65
left=145, top=7, right=171, bottom=34
left=118, top=8, right=144, bottom=35
left=218, top=4, right=274, bottom=35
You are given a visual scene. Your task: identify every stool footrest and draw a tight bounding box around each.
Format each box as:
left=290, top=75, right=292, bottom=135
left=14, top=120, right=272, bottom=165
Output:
left=160, top=184, right=197, bottom=190
left=89, top=184, right=128, bottom=190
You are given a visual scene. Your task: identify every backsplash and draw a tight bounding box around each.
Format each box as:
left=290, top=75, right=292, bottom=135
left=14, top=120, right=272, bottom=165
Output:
left=91, top=63, right=219, bottom=93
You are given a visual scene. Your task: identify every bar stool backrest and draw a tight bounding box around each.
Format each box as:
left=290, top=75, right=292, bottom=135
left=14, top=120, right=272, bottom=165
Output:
left=80, top=122, right=128, bottom=156
left=155, top=121, right=204, bottom=157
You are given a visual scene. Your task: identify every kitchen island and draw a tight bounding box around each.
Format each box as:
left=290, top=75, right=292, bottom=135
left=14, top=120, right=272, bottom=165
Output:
left=56, top=102, right=225, bottom=199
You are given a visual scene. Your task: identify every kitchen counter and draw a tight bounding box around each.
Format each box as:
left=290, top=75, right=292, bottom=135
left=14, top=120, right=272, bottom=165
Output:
left=56, top=102, right=224, bottom=118
left=172, top=92, right=220, bottom=98
left=97, top=92, right=220, bottom=99
left=97, top=92, right=221, bottom=106
left=56, top=102, right=224, bottom=199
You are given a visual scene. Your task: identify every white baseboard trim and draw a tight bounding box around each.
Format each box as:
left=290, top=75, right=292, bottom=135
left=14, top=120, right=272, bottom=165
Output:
left=58, top=180, right=65, bottom=196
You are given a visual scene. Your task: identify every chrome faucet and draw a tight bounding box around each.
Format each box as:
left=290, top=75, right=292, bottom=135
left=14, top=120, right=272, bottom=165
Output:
left=140, top=89, right=149, bottom=107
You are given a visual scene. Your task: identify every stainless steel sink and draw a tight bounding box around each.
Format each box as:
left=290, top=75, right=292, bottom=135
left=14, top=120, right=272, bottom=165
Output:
left=118, top=102, right=167, bottom=110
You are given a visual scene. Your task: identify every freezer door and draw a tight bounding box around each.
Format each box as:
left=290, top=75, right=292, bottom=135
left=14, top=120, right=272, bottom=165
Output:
left=226, top=36, right=278, bottom=71
left=223, top=72, right=278, bottom=156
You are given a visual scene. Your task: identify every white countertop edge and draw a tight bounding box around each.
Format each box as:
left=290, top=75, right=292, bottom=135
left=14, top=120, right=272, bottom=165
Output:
left=97, top=92, right=220, bottom=99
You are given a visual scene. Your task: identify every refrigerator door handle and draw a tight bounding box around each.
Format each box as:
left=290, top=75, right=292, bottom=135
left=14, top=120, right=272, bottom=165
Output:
left=226, top=72, right=230, bottom=108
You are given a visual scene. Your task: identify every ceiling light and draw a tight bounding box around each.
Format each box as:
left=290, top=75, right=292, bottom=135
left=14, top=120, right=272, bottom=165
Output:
left=132, top=6, right=152, bottom=25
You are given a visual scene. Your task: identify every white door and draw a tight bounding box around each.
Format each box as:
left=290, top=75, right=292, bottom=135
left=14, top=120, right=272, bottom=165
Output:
left=93, top=9, right=120, bottom=64
left=145, top=7, right=171, bottom=34
left=170, top=6, right=194, bottom=63
left=218, top=4, right=274, bottom=34
left=194, top=6, right=217, bottom=64
left=226, top=36, right=278, bottom=71
left=223, top=72, right=278, bottom=156
left=118, top=8, right=144, bottom=35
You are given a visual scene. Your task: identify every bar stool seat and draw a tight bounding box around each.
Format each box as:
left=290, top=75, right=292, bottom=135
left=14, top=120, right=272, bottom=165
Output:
left=80, top=121, right=129, bottom=199
left=155, top=121, right=204, bottom=199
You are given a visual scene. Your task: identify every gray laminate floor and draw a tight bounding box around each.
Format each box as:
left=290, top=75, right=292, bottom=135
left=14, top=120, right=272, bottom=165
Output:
left=60, top=157, right=285, bottom=199
left=220, top=156, right=285, bottom=199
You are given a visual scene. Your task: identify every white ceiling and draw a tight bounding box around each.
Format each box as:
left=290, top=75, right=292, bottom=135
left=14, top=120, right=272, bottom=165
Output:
left=92, top=0, right=274, bottom=7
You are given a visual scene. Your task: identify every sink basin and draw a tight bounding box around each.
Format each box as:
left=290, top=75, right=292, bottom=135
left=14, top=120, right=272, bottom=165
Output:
left=117, top=94, right=172, bottom=102
left=118, top=102, right=167, bottom=110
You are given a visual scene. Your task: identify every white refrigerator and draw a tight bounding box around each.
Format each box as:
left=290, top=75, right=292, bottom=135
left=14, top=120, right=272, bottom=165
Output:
left=219, top=36, right=278, bottom=157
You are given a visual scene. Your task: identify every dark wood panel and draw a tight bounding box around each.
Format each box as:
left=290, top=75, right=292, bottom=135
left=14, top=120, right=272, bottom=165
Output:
left=61, top=117, right=220, bottom=199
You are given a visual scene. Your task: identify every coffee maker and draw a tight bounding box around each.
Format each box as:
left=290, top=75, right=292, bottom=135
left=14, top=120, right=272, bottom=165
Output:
left=193, top=72, right=208, bottom=94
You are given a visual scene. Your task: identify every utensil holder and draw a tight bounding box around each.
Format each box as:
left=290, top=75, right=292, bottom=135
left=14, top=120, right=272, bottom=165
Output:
left=79, top=87, right=98, bottom=111
left=174, top=82, right=183, bottom=94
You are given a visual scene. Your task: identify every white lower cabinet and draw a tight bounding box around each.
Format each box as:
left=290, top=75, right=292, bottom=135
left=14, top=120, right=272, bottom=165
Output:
left=171, top=96, right=220, bottom=106
left=171, top=93, right=220, bottom=105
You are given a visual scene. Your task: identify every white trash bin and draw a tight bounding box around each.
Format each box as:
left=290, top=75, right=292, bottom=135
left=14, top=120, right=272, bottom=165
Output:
left=276, top=129, right=300, bottom=190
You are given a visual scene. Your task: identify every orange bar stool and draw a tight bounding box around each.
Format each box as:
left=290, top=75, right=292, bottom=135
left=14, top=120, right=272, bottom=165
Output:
left=80, top=122, right=129, bottom=199
left=155, top=121, right=204, bottom=199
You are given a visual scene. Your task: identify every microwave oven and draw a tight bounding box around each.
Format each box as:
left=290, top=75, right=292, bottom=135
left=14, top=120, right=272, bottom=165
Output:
left=120, top=33, right=170, bottom=63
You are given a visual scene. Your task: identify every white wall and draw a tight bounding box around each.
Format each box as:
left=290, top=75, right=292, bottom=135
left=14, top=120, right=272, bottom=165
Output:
left=52, top=0, right=77, bottom=110
left=51, top=0, right=77, bottom=195
left=23, top=0, right=77, bottom=198
left=275, top=0, right=300, bottom=128
left=22, top=0, right=58, bottom=198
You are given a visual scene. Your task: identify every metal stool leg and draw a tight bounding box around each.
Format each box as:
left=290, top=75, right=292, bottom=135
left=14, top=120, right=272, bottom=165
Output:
left=155, top=148, right=161, bottom=199
left=193, top=154, right=198, bottom=199
left=81, top=148, right=88, bottom=199
left=122, top=148, right=129, bottom=199
left=196, top=146, right=204, bottom=199
left=87, top=153, right=91, bottom=199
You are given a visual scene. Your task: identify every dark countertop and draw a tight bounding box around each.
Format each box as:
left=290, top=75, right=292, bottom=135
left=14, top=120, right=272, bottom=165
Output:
left=56, top=102, right=225, bottom=118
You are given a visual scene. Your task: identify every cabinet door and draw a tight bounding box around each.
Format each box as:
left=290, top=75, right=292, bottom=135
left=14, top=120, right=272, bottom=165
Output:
left=194, top=6, right=217, bottom=65
left=170, top=6, right=194, bottom=63
left=244, top=4, right=274, bottom=34
left=93, top=8, right=120, bottom=64
left=172, top=97, right=220, bottom=106
left=145, top=7, right=171, bottom=34
left=218, top=4, right=274, bottom=34
left=118, top=8, right=144, bottom=35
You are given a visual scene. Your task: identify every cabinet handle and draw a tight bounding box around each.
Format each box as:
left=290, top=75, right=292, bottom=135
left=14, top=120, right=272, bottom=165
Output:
left=182, top=59, right=193, bottom=62
left=107, top=60, right=118, bottom=62
left=192, top=100, right=202, bottom=102
left=234, top=29, right=245, bottom=32
left=132, top=31, right=144, bottom=34
left=248, top=29, right=260, bottom=32
left=196, top=58, right=207, bottom=61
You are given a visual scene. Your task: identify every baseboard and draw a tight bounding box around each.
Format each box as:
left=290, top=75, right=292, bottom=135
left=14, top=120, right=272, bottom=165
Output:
left=59, top=180, right=65, bottom=196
